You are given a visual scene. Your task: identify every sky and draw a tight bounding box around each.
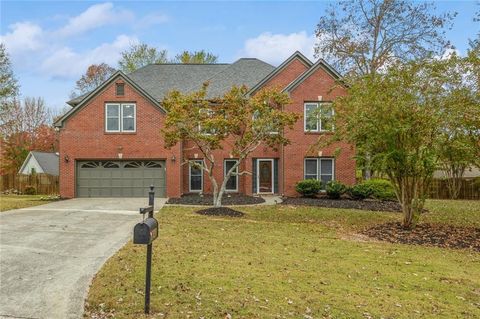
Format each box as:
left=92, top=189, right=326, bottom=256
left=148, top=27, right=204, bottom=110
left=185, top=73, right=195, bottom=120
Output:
left=1, top=1, right=479, bottom=110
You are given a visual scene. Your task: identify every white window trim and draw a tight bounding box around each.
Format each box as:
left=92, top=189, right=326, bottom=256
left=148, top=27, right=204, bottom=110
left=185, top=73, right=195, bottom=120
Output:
left=105, top=103, right=120, bottom=132
left=303, top=158, right=335, bottom=183
left=189, top=160, right=203, bottom=192
left=304, top=102, right=334, bottom=132
left=105, top=103, right=136, bottom=133
left=303, top=158, right=319, bottom=180
left=121, top=103, right=136, bottom=133
left=224, top=159, right=239, bottom=192
left=256, top=159, right=274, bottom=194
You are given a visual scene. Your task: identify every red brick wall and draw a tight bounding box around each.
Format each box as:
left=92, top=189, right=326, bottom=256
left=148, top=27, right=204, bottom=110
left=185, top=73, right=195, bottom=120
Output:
left=58, top=77, right=182, bottom=198
left=59, top=57, right=355, bottom=198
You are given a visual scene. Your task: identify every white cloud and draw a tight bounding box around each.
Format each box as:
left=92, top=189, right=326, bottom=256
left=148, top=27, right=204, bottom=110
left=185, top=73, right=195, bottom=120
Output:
left=41, top=35, right=138, bottom=78
left=0, top=21, right=44, bottom=54
left=240, top=31, right=317, bottom=65
left=136, top=12, right=170, bottom=29
left=57, top=2, right=134, bottom=37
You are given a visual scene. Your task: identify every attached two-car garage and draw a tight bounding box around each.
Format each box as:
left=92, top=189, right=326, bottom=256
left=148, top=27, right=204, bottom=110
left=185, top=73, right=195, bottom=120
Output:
left=76, top=160, right=166, bottom=198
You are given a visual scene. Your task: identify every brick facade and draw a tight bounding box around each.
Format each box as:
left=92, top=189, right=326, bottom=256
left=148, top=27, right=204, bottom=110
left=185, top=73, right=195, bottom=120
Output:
left=58, top=55, right=355, bottom=198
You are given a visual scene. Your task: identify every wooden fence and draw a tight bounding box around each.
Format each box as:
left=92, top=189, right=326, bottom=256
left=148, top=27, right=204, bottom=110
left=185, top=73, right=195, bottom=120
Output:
left=426, top=178, right=480, bottom=200
left=0, top=173, right=59, bottom=195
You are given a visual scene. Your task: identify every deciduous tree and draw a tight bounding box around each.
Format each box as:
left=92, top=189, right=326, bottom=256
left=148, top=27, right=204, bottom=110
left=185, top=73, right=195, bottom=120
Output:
left=315, top=0, right=455, bottom=77
left=72, top=63, right=116, bottom=97
left=174, top=50, right=218, bottom=64
left=162, top=84, right=298, bottom=207
left=118, top=43, right=168, bottom=73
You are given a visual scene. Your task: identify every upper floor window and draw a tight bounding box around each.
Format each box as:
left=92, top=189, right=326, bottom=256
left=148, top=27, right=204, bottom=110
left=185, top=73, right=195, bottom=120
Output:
left=116, top=83, right=125, bottom=96
left=304, top=102, right=334, bottom=132
left=105, top=103, right=136, bottom=133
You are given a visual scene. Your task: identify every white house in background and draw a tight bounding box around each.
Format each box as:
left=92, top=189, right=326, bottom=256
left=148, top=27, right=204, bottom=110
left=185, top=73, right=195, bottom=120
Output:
left=19, top=151, right=59, bottom=176
left=433, top=166, right=480, bottom=179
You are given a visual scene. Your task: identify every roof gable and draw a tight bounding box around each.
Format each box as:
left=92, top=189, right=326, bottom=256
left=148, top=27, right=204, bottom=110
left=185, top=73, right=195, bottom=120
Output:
left=283, top=58, right=344, bottom=93
left=55, top=71, right=165, bottom=127
left=247, top=51, right=313, bottom=95
left=19, top=151, right=59, bottom=175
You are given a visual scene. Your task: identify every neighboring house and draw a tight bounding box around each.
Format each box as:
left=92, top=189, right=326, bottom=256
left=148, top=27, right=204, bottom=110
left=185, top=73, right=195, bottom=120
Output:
left=433, top=166, right=480, bottom=179
left=54, top=51, right=355, bottom=198
left=18, top=151, right=59, bottom=176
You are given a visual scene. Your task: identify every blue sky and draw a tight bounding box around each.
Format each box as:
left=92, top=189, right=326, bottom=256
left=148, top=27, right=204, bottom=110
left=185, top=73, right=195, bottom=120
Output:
left=1, top=1, right=478, bottom=110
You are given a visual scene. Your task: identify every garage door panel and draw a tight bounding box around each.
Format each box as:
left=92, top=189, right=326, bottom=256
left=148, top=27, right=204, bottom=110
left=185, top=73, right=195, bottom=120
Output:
left=76, top=160, right=166, bottom=198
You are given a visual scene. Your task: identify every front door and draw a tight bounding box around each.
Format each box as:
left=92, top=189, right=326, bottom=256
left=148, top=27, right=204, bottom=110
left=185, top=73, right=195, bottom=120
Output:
left=258, top=160, right=273, bottom=193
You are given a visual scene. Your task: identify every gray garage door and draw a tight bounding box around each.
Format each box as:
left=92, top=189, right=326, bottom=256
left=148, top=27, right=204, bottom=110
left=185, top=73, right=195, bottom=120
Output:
left=76, top=160, right=166, bottom=198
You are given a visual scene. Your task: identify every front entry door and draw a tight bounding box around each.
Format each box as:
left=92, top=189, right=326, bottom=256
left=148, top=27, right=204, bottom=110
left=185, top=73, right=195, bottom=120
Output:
left=258, top=160, right=273, bottom=193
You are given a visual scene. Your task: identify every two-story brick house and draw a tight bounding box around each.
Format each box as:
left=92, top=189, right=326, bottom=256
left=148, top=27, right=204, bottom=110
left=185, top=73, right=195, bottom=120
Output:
left=54, top=51, right=355, bottom=198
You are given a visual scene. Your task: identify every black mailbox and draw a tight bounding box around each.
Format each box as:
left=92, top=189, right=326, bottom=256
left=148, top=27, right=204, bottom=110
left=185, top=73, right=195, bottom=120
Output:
left=133, top=217, right=158, bottom=245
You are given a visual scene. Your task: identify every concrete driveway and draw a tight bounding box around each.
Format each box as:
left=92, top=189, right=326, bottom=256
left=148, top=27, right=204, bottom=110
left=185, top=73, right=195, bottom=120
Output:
left=0, top=198, right=165, bottom=319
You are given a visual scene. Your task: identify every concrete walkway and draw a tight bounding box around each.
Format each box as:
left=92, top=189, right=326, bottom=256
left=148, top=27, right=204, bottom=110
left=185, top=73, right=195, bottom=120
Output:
left=0, top=198, right=165, bottom=319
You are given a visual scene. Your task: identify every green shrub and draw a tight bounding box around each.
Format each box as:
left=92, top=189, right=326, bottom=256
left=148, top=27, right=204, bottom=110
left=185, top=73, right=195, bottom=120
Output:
left=348, top=183, right=373, bottom=200
left=326, top=180, right=347, bottom=199
left=24, top=185, right=37, bottom=195
left=295, top=179, right=322, bottom=197
left=362, top=179, right=397, bottom=200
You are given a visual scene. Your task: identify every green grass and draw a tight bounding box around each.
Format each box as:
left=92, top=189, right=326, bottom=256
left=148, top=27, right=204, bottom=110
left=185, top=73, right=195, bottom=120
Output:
left=0, top=194, right=55, bottom=212
left=86, top=200, right=480, bottom=319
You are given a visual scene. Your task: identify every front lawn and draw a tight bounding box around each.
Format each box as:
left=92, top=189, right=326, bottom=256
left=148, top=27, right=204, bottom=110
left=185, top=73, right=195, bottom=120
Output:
left=0, top=195, right=56, bottom=212
left=86, top=200, right=480, bottom=318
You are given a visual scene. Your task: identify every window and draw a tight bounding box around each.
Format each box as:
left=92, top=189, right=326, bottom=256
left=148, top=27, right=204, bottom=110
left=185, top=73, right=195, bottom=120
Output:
left=116, top=83, right=125, bottom=96
left=304, top=102, right=334, bottom=132
left=252, top=110, right=279, bottom=134
left=224, top=159, right=238, bottom=191
left=189, top=160, right=203, bottom=192
left=304, top=158, right=335, bottom=188
left=198, top=109, right=216, bottom=135
left=105, top=103, right=136, bottom=132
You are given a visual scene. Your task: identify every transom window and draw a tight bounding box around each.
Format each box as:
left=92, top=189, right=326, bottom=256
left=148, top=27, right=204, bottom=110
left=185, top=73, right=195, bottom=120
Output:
left=304, top=102, right=334, bottom=132
left=304, top=158, right=335, bottom=188
left=189, top=160, right=203, bottom=192
left=224, top=159, right=239, bottom=191
left=105, top=103, right=136, bottom=132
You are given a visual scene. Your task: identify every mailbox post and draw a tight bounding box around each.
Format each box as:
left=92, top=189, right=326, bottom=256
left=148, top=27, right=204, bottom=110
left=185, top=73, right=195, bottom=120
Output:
left=133, top=185, right=158, bottom=314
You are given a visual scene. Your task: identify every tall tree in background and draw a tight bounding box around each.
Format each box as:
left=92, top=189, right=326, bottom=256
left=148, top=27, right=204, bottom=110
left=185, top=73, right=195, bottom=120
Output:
left=72, top=63, right=116, bottom=97
left=315, top=0, right=455, bottom=77
left=0, top=43, right=19, bottom=101
left=0, top=97, right=57, bottom=173
left=118, top=43, right=168, bottom=73
left=174, top=50, right=218, bottom=64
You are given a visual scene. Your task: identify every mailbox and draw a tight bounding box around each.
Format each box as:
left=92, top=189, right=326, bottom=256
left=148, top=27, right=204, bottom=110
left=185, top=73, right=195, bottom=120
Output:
left=133, top=217, right=158, bottom=245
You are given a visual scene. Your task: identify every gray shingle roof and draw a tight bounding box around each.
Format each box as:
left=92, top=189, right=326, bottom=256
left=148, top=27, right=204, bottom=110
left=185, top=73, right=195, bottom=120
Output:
left=31, top=151, right=59, bottom=176
left=66, top=59, right=275, bottom=106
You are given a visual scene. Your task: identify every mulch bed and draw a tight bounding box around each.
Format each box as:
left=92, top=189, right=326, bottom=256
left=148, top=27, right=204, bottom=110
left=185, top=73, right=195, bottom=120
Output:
left=196, top=207, right=245, bottom=217
left=362, top=222, right=480, bottom=251
left=167, top=194, right=265, bottom=206
left=281, top=197, right=402, bottom=212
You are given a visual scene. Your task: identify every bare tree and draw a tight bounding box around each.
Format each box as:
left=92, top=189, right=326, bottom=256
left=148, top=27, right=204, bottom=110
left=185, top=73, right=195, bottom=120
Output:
left=72, top=63, right=116, bottom=97
left=315, top=0, right=456, bottom=77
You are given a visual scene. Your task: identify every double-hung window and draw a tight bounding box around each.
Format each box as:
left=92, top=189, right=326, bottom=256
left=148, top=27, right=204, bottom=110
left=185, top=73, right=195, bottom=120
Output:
left=304, top=102, right=334, bottom=132
left=304, top=158, right=335, bottom=188
left=224, top=159, right=238, bottom=191
left=105, top=103, right=136, bottom=132
left=189, top=160, right=203, bottom=192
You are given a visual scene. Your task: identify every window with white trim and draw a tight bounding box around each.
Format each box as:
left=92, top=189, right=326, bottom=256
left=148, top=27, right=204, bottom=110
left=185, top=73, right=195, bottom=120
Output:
left=189, top=160, right=203, bottom=192
left=224, top=159, right=238, bottom=191
left=304, top=158, right=335, bottom=188
left=105, top=103, right=136, bottom=132
left=304, top=102, right=334, bottom=132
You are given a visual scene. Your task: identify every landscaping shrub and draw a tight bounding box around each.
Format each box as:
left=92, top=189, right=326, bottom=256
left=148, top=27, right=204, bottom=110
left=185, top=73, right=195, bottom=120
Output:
left=363, top=179, right=397, bottom=200
left=295, top=179, right=322, bottom=197
left=348, top=183, right=373, bottom=200
left=24, top=185, right=37, bottom=195
left=325, top=180, right=347, bottom=199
